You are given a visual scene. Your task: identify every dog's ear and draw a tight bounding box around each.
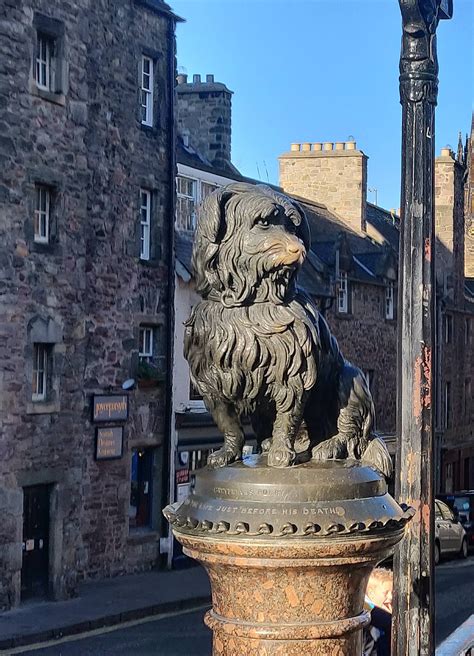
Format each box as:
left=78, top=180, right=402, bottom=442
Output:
left=197, top=188, right=230, bottom=244
left=292, top=200, right=311, bottom=252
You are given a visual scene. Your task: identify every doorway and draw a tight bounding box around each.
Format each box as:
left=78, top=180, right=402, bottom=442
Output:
left=21, top=484, right=50, bottom=600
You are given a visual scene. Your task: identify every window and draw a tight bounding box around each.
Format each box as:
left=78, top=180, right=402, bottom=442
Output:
left=436, top=500, right=455, bottom=522
left=32, top=343, right=48, bottom=401
left=139, top=326, right=154, bottom=363
left=385, top=282, right=394, bottom=320
left=465, top=379, right=471, bottom=420
left=139, top=189, right=151, bottom=260
left=176, top=177, right=197, bottom=231
left=140, top=56, right=153, bottom=126
left=35, top=33, right=55, bottom=91
left=201, top=182, right=218, bottom=201
left=34, top=185, right=51, bottom=243
left=129, top=448, right=153, bottom=529
left=444, top=314, right=453, bottom=344
left=337, top=271, right=349, bottom=314
left=444, top=381, right=451, bottom=429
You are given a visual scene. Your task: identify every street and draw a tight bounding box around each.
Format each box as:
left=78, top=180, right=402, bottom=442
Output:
left=12, top=556, right=473, bottom=656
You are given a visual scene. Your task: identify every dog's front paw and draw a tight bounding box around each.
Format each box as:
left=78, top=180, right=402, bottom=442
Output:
left=267, top=445, right=296, bottom=468
left=207, top=447, right=241, bottom=468
left=312, top=436, right=347, bottom=461
left=260, top=438, right=272, bottom=453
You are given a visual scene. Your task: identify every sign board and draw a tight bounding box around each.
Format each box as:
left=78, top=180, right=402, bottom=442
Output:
left=96, top=426, right=124, bottom=460
left=176, top=468, right=190, bottom=485
left=92, top=394, right=128, bottom=423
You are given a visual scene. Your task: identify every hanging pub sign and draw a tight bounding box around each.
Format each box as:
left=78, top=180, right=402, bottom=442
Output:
left=96, top=426, right=124, bottom=460
left=92, top=394, right=128, bottom=423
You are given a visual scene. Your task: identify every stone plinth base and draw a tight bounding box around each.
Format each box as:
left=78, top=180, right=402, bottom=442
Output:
left=164, top=456, right=412, bottom=656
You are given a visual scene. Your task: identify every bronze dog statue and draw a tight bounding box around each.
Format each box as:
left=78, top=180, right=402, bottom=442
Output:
left=184, top=183, right=392, bottom=475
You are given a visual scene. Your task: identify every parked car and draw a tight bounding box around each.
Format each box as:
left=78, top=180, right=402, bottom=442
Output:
left=435, top=498, right=468, bottom=565
left=437, top=491, right=474, bottom=551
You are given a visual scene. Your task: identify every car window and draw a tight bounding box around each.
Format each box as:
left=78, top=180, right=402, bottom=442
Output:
left=436, top=500, right=454, bottom=521
left=435, top=501, right=443, bottom=518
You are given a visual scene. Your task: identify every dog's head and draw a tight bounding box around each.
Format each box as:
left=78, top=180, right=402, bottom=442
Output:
left=192, top=183, right=310, bottom=306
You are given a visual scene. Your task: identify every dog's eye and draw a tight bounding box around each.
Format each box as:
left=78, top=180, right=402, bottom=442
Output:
left=257, top=218, right=269, bottom=227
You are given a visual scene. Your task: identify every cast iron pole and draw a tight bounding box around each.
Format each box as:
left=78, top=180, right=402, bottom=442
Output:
left=393, top=2, right=452, bottom=655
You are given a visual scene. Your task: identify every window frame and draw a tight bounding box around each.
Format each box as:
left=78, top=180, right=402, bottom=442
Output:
left=176, top=176, right=197, bottom=231
left=140, top=55, right=154, bottom=127
left=139, top=326, right=154, bottom=363
left=34, top=184, right=51, bottom=244
left=139, top=189, right=151, bottom=261
left=444, top=380, right=452, bottom=429
left=35, top=32, right=55, bottom=91
left=337, top=271, right=349, bottom=314
left=385, top=282, right=394, bottom=320
left=32, top=343, right=48, bottom=402
left=444, top=313, right=453, bottom=345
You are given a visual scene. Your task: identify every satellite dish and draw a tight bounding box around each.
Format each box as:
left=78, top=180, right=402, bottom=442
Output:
left=122, top=379, right=136, bottom=391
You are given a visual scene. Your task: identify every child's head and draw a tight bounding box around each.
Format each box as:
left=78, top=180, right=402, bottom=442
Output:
left=366, top=567, right=393, bottom=612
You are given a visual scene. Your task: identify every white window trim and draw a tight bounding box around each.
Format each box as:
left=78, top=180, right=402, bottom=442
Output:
left=139, top=326, right=154, bottom=362
left=139, top=189, right=151, bottom=261
left=385, top=282, right=394, bottom=320
left=34, top=185, right=50, bottom=244
left=176, top=176, right=197, bottom=231
left=35, top=33, right=56, bottom=91
left=32, top=343, right=47, bottom=401
left=141, top=55, right=153, bottom=127
left=337, top=272, right=348, bottom=314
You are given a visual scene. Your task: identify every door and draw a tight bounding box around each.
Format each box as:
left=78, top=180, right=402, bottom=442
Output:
left=21, top=485, right=50, bottom=600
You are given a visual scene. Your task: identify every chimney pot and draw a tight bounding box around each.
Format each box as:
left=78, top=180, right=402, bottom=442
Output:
left=193, top=74, right=201, bottom=84
left=176, top=73, right=188, bottom=85
left=312, top=143, right=322, bottom=151
left=206, top=74, right=214, bottom=83
left=440, top=146, right=453, bottom=158
left=323, top=142, right=333, bottom=151
left=290, top=143, right=301, bottom=152
left=335, top=142, right=345, bottom=150
left=302, top=143, right=311, bottom=152
left=345, top=141, right=356, bottom=150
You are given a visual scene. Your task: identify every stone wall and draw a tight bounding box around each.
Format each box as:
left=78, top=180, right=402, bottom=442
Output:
left=325, top=282, right=397, bottom=435
left=0, top=0, right=176, bottom=610
left=465, top=117, right=474, bottom=279
left=176, top=73, right=232, bottom=170
left=279, top=142, right=368, bottom=234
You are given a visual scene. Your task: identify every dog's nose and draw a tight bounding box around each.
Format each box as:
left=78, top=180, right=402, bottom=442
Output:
left=287, top=243, right=303, bottom=254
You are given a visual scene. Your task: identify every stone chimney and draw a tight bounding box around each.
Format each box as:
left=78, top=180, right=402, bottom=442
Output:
left=435, top=146, right=465, bottom=300
left=176, top=73, right=233, bottom=170
left=279, top=141, right=368, bottom=233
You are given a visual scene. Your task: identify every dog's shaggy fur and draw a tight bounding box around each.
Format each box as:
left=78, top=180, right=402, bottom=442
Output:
left=184, top=183, right=392, bottom=474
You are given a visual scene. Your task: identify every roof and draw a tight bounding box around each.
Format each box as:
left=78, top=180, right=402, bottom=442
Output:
left=366, top=203, right=400, bottom=252
left=176, top=231, right=193, bottom=275
left=134, top=0, right=184, bottom=21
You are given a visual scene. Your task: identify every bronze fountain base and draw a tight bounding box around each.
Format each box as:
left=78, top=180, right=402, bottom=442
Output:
left=164, top=455, right=412, bottom=656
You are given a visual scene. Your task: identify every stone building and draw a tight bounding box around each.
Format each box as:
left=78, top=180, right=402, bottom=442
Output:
left=0, top=0, right=180, bottom=610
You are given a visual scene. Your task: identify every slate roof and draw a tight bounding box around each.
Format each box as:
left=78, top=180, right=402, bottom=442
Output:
left=366, top=203, right=400, bottom=252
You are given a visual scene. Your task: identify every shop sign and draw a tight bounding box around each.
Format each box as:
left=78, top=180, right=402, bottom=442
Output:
left=92, top=394, right=128, bottom=423
left=176, top=468, right=190, bottom=485
left=96, top=426, right=124, bottom=460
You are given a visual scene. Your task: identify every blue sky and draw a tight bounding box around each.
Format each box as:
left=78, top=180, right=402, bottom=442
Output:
left=171, top=0, right=473, bottom=211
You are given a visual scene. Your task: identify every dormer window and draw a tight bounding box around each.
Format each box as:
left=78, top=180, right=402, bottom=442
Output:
left=337, top=271, right=348, bottom=314
left=176, top=176, right=197, bottom=231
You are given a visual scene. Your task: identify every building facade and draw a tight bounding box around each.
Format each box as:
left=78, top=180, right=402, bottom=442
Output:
left=0, top=0, right=179, bottom=610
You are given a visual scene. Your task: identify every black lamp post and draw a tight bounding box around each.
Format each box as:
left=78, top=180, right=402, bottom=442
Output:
left=393, top=1, right=453, bottom=655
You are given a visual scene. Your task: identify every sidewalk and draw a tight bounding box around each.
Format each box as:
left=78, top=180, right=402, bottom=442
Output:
left=0, top=566, right=211, bottom=651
